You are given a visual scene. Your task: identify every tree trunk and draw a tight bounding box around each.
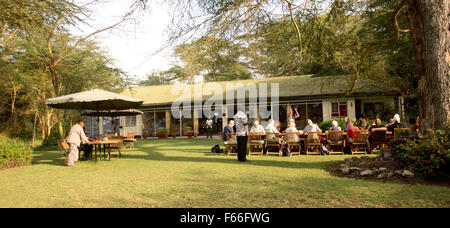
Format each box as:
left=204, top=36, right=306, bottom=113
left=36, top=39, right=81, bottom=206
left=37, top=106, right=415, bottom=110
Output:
left=407, top=0, right=450, bottom=130
left=49, top=66, right=61, bottom=96
left=32, top=112, right=37, bottom=148
left=10, top=85, right=16, bottom=124
left=41, top=118, right=46, bottom=140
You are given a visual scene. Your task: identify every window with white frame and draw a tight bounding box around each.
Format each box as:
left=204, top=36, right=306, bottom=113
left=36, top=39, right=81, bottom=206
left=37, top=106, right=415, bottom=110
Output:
left=331, top=102, right=347, bottom=117
left=125, top=116, right=136, bottom=127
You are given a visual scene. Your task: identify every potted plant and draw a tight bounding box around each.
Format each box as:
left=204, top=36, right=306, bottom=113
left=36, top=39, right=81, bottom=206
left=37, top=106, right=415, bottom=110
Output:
left=170, top=128, right=177, bottom=139
left=193, top=132, right=198, bottom=138
left=156, top=128, right=169, bottom=139
left=151, top=132, right=156, bottom=137
left=186, top=130, right=193, bottom=138
left=143, top=131, right=149, bottom=139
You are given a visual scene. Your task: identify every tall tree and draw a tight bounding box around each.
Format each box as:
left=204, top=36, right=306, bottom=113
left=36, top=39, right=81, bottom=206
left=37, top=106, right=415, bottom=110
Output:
left=19, top=0, right=137, bottom=96
left=406, top=0, right=449, bottom=130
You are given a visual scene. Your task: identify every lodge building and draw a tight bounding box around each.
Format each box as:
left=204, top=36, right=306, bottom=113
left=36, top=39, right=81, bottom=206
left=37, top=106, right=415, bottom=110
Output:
left=84, top=75, right=405, bottom=137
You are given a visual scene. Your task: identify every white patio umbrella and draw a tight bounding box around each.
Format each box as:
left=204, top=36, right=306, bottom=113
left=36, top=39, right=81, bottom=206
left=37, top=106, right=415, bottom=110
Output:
left=46, top=89, right=143, bottom=110
left=46, top=89, right=143, bottom=134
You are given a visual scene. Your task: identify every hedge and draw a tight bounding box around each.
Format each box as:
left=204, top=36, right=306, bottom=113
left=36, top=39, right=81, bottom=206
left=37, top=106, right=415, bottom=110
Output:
left=0, top=138, right=33, bottom=169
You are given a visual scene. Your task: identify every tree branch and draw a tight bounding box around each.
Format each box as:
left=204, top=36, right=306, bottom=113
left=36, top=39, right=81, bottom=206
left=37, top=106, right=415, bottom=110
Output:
left=347, top=0, right=408, bottom=94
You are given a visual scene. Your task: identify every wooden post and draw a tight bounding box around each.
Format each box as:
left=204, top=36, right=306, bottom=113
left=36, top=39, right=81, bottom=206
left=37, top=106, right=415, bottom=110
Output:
left=165, top=110, right=171, bottom=131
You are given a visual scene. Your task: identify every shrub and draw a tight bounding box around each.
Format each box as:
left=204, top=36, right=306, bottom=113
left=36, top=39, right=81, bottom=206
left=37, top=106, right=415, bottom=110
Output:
left=0, top=138, right=33, bottom=169
left=318, top=119, right=354, bottom=131
left=34, top=130, right=60, bottom=151
left=156, top=128, right=169, bottom=136
left=393, top=122, right=450, bottom=179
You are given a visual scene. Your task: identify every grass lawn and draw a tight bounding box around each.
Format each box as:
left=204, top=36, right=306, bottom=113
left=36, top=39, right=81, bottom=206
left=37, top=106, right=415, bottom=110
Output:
left=0, top=138, right=449, bottom=208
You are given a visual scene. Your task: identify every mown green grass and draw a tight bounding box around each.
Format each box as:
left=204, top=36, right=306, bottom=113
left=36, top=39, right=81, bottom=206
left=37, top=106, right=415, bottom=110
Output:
left=0, top=139, right=449, bottom=208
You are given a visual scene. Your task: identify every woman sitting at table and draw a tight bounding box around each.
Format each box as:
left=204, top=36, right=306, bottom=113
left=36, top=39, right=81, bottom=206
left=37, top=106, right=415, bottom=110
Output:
left=265, top=119, right=283, bottom=144
left=343, top=117, right=352, bottom=131
left=265, top=119, right=278, bottom=133
left=366, top=118, right=385, bottom=150
left=387, top=114, right=408, bottom=132
left=285, top=120, right=299, bottom=133
left=329, top=120, right=341, bottom=131
left=284, top=121, right=300, bottom=143
left=304, top=119, right=321, bottom=142
left=250, top=121, right=266, bottom=134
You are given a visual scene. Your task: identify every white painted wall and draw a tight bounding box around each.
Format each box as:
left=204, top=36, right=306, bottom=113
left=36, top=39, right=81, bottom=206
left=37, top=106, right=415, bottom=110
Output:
left=322, top=98, right=356, bottom=121
left=347, top=99, right=356, bottom=120
left=119, top=115, right=143, bottom=137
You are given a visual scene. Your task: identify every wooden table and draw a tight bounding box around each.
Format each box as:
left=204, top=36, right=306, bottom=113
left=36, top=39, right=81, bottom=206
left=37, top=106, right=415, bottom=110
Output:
left=84, top=139, right=123, bottom=160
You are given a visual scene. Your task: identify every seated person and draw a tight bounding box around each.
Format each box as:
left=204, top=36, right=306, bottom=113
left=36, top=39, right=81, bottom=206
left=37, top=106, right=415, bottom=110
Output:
left=329, top=120, right=342, bottom=131
left=327, top=120, right=343, bottom=144
left=343, top=117, right=355, bottom=132
left=346, top=122, right=361, bottom=143
left=367, top=118, right=387, bottom=150
left=357, top=113, right=368, bottom=130
left=285, top=121, right=299, bottom=133
left=79, top=127, right=93, bottom=160
left=385, top=118, right=395, bottom=128
left=368, top=118, right=383, bottom=133
left=265, top=119, right=282, bottom=144
left=250, top=121, right=266, bottom=134
left=275, top=121, right=281, bottom=132
left=386, top=114, right=408, bottom=132
left=304, top=119, right=321, bottom=143
left=223, top=120, right=235, bottom=144
left=284, top=121, right=300, bottom=143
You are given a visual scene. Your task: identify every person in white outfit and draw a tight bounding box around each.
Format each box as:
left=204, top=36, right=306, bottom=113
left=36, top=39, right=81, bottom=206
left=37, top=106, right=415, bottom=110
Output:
left=66, top=120, right=89, bottom=166
left=250, top=121, right=266, bottom=134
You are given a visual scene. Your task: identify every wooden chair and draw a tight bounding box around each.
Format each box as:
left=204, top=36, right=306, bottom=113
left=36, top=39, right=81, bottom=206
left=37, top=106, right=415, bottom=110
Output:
left=285, top=132, right=301, bottom=155
left=57, top=140, right=70, bottom=164
left=225, top=133, right=238, bottom=156
left=305, top=131, right=322, bottom=155
left=57, top=139, right=70, bottom=155
left=266, top=132, right=282, bottom=156
left=393, top=128, right=411, bottom=140
left=108, top=141, right=122, bottom=159
left=327, top=130, right=345, bottom=155
left=123, top=133, right=136, bottom=149
left=348, top=130, right=369, bottom=155
left=248, top=132, right=264, bottom=155
left=371, top=129, right=387, bottom=154
left=220, top=132, right=228, bottom=150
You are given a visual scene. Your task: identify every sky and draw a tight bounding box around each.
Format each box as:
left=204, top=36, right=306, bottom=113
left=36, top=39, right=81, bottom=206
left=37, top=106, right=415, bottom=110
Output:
left=71, top=0, right=175, bottom=81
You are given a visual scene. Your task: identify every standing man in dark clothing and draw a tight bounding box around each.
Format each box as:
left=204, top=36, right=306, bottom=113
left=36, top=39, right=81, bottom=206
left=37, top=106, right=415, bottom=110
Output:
left=206, top=118, right=213, bottom=139
left=234, top=111, right=249, bottom=162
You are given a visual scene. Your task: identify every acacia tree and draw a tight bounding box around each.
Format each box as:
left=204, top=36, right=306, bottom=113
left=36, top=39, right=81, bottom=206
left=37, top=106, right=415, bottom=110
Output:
left=6, top=0, right=140, bottom=138
left=18, top=0, right=138, bottom=96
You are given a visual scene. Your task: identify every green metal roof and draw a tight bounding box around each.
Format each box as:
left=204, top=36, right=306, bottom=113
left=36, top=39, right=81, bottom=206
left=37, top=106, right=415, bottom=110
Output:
left=121, top=75, right=397, bottom=107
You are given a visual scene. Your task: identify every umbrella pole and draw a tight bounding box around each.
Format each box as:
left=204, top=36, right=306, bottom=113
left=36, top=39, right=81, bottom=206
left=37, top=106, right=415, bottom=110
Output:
left=97, top=102, right=100, bottom=137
